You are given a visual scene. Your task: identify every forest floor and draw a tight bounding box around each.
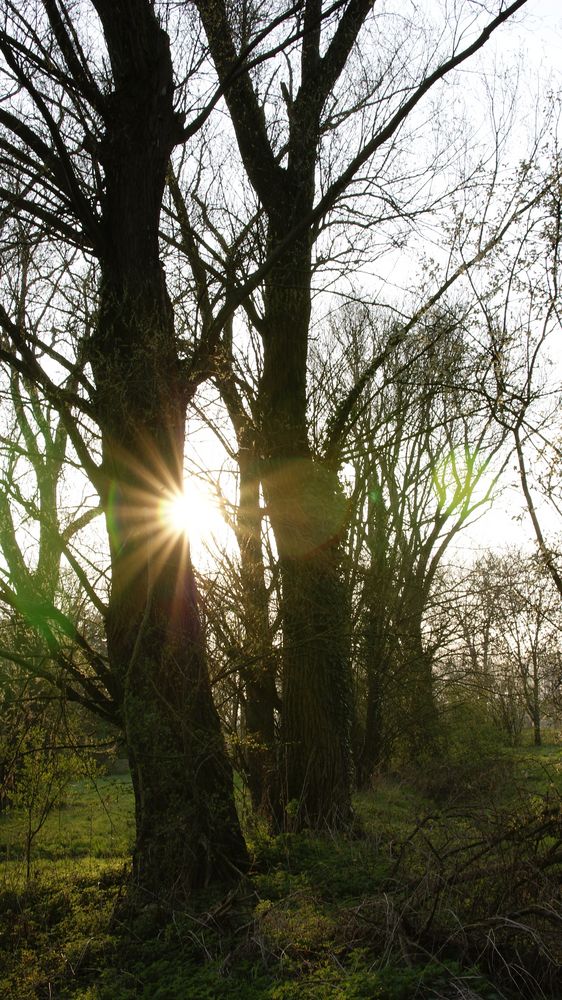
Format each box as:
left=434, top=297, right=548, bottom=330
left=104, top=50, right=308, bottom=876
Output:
left=1, top=734, right=561, bottom=999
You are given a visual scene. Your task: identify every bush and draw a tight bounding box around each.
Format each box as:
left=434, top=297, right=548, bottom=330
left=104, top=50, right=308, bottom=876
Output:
left=416, top=698, right=513, bottom=800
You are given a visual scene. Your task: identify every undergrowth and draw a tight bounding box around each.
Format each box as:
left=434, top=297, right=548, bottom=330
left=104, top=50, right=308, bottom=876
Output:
left=1, top=744, right=561, bottom=999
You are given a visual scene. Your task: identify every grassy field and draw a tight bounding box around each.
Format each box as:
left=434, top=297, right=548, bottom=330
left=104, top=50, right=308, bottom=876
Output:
left=1, top=773, right=134, bottom=874
left=1, top=736, right=561, bottom=999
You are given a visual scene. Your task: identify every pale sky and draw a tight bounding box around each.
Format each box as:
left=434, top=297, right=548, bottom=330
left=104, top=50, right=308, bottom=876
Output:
left=457, top=0, right=562, bottom=557
left=183, top=1, right=562, bottom=568
left=105, top=2, right=562, bottom=569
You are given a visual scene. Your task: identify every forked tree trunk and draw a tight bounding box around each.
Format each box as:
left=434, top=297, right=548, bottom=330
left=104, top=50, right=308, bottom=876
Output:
left=195, top=0, right=358, bottom=831
left=90, top=1, right=247, bottom=903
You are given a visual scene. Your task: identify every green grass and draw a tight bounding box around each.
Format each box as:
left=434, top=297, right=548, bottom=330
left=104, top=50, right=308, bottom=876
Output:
left=1, top=741, right=561, bottom=999
left=0, top=773, right=134, bottom=878
left=508, top=730, right=562, bottom=793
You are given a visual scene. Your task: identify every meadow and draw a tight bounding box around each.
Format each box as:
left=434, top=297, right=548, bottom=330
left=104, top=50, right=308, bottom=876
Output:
left=1, top=736, right=561, bottom=999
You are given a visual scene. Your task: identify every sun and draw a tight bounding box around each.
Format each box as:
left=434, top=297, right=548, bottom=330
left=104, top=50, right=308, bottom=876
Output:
left=160, top=478, right=225, bottom=550
left=165, top=491, right=192, bottom=535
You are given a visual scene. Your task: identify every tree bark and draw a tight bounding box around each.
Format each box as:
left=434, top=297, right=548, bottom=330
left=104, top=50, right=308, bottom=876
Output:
left=356, top=482, right=392, bottom=785
left=259, top=223, right=353, bottom=830
left=278, top=539, right=353, bottom=829
left=89, top=1, right=247, bottom=903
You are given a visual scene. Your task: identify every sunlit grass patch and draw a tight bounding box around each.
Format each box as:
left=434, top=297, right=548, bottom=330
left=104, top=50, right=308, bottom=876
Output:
left=0, top=859, right=125, bottom=1000
left=0, top=774, right=134, bottom=874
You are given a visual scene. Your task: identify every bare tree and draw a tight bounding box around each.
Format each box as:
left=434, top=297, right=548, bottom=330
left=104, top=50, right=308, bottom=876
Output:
left=467, top=142, right=562, bottom=598
left=318, top=304, right=508, bottom=779
left=196, top=0, right=529, bottom=829
left=438, top=548, right=562, bottom=747
left=0, top=238, right=112, bottom=722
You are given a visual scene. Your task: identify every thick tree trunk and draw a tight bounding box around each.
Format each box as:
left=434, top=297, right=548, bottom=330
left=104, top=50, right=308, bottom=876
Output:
left=102, top=515, right=247, bottom=900
left=259, top=223, right=353, bottom=830
left=261, top=215, right=353, bottom=832
left=279, top=543, right=353, bottom=828
left=90, top=2, right=247, bottom=903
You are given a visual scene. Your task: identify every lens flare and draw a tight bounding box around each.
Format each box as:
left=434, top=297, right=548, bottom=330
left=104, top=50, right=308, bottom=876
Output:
left=160, top=479, right=224, bottom=546
left=101, top=427, right=229, bottom=591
